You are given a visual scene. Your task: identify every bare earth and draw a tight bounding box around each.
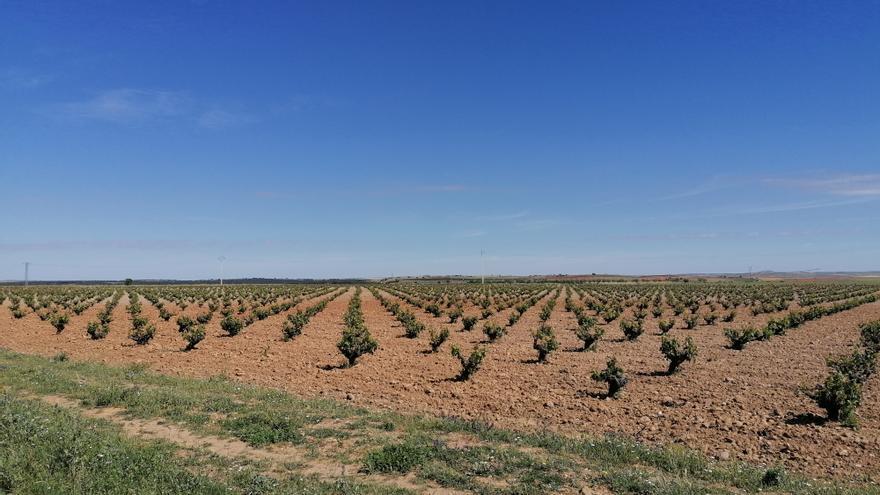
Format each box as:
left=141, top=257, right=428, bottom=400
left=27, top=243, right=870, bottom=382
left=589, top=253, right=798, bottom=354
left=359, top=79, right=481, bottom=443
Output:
left=1, top=286, right=878, bottom=481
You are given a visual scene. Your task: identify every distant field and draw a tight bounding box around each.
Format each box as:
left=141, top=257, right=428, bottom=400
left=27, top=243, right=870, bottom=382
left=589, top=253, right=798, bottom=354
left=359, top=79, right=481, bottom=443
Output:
left=1, top=281, right=879, bottom=493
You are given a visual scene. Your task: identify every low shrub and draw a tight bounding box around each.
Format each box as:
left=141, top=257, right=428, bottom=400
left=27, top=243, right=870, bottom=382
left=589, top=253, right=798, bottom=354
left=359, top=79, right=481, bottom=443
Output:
left=658, top=319, right=675, bottom=334
left=337, top=325, right=378, bottom=367
left=507, top=312, right=520, bottom=327
left=827, top=350, right=875, bottom=385
left=176, top=315, right=195, bottom=333
left=601, top=308, right=620, bottom=323
left=532, top=324, right=559, bottom=363
left=660, top=336, right=697, bottom=374
left=282, top=312, right=309, bottom=341
left=592, top=357, right=627, bottom=398
left=401, top=312, right=425, bottom=338
left=451, top=345, right=486, bottom=381
left=428, top=327, right=449, bottom=353
left=182, top=324, right=206, bottom=351
left=50, top=313, right=70, bottom=333
left=539, top=305, right=553, bottom=322
left=725, top=327, right=760, bottom=350
left=86, top=321, right=109, bottom=340
left=808, top=371, right=861, bottom=426
left=221, top=316, right=244, bottom=336
left=128, top=318, right=155, bottom=345
left=620, top=319, right=644, bottom=341
left=425, top=303, right=442, bottom=317
left=483, top=322, right=505, bottom=342
left=447, top=308, right=462, bottom=323
left=575, top=316, right=603, bottom=351
left=860, top=320, right=880, bottom=353
left=461, top=315, right=478, bottom=331
left=684, top=314, right=698, bottom=329
left=765, top=318, right=787, bottom=336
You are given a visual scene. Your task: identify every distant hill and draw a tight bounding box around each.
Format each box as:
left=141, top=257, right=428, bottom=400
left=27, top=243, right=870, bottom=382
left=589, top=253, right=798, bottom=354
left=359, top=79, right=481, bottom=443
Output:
left=3, top=271, right=879, bottom=286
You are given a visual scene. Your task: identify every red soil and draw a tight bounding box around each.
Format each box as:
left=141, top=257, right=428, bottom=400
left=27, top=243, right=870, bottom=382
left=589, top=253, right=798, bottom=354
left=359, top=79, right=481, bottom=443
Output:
left=1, top=287, right=878, bottom=481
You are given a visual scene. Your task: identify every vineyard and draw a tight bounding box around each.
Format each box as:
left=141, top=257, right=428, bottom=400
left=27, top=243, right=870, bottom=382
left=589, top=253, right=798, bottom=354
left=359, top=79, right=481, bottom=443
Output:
left=2, top=280, right=880, bottom=484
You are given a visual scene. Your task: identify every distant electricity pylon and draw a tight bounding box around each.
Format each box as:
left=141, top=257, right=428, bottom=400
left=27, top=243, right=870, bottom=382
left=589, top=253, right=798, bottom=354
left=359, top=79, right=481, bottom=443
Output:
left=24, top=262, right=30, bottom=286
left=218, top=256, right=227, bottom=286
left=480, top=250, right=485, bottom=285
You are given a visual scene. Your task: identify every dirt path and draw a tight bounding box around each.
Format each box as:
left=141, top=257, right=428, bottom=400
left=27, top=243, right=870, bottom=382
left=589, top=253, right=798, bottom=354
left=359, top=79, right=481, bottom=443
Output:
left=30, top=393, right=463, bottom=495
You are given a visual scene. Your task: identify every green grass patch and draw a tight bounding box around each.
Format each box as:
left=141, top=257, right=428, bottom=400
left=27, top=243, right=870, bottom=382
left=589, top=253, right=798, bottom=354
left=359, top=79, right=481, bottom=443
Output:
left=0, top=349, right=878, bottom=495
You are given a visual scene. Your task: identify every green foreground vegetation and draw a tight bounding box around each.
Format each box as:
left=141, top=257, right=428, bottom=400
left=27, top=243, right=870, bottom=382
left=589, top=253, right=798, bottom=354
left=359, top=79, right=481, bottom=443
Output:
left=0, top=349, right=876, bottom=494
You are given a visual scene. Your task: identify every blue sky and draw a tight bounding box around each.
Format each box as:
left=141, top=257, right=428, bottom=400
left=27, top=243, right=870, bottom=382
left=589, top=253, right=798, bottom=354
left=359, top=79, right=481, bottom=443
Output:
left=1, top=1, right=878, bottom=280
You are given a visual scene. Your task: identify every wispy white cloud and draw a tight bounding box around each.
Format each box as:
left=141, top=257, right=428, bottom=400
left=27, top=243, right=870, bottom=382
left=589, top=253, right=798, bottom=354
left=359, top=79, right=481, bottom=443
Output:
left=416, top=185, right=468, bottom=192
left=197, top=108, right=256, bottom=129
left=514, top=219, right=564, bottom=231
left=728, top=197, right=875, bottom=214
left=475, top=211, right=529, bottom=221
left=455, top=230, right=487, bottom=238
left=54, top=89, right=190, bottom=123
left=0, top=68, right=54, bottom=89
left=0, top=239, right=303, bottom=253
left=268, top=94, right=342, bottom=114
left=253, top=191, right=295, bottom=200
left=614, top=228, right=868, bottom=242
left=658, top=175, right=745, bottom=200
left=763, top=174, right=880, bottom=197
left=48, top=88, right=260, bottom=130
left=361, top=184, right=470, bottom=197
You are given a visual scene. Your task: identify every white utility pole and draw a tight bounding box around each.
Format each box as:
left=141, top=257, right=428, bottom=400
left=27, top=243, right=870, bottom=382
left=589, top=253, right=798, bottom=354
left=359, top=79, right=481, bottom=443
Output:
left=480, top=249, right=485, bottom=285
left=218, top=256, right=226, bottom=286
left=24, top=262, right=30, bottom=287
